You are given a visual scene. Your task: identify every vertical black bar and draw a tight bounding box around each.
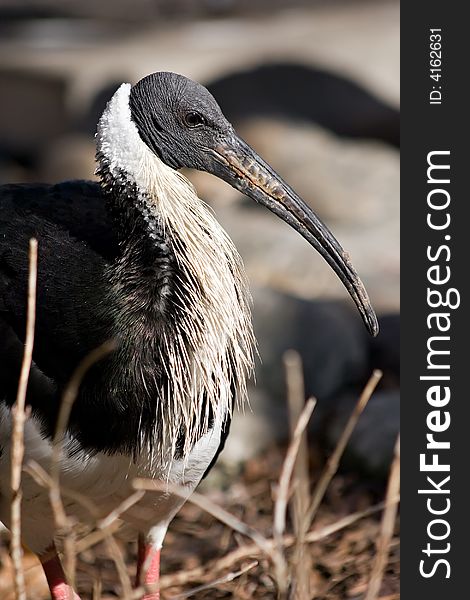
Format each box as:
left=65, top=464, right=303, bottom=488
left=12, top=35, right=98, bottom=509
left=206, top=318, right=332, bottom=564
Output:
left=402, top=3, right=468, bottom=598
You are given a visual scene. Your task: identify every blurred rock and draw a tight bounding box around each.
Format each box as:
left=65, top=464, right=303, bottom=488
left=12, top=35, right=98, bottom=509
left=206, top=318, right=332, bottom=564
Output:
left=221, top=387, right=279, bottom=465
left=0, top=1, right=399, bottom=127
left=208, top=63, right=399, bottom=148
left=0, top=155, right=30, bottom=185
left=252, top=288, right=368, bottom=403
left=37, top=134, right=96, bottom=182
left=0, top=70, right=68, bottom=157
left=222, top=291, right=400, bottom=476
left=325, top=389, right=399, bottom=479
left=0, top=0, right=321, bottom=22
left=222, top=288, right=370, bottom=464
left=367, top=313, right=400, bottom=384
left=236, top=118, right=399, bottom=226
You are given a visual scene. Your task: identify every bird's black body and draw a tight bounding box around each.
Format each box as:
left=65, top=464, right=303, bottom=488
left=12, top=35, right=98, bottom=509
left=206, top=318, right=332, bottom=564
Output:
left=0, top=181, right=225, bottom=458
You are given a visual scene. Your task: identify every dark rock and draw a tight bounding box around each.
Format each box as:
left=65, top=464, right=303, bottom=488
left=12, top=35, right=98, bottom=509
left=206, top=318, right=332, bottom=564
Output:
left=207, top=63, right=400, bottom=148
left=223, top=290, right=400, bottom=472
left=252, top=287, right=369, bottom=405
left=325, top=389, right=399, bottom=479
left=222, top=288, right=371, bottom=463
left=368, top=313, right=400, bottom=383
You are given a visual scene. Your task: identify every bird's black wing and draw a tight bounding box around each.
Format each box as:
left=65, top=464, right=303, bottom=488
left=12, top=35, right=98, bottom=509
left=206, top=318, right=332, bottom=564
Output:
left=0, top=181, right=118, bottom=408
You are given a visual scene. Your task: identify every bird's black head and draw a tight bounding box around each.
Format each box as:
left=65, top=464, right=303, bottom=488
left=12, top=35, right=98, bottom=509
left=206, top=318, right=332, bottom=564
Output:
left=128, top=71, right=378, bottom=337
left=129, top=72, right=233, bottom=171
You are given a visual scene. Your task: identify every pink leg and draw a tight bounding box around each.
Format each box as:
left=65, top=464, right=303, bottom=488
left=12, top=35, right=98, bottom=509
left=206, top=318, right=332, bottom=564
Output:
left=41, top=549, right=80, bottom=600
left=135, top=534, right=161, bottom=600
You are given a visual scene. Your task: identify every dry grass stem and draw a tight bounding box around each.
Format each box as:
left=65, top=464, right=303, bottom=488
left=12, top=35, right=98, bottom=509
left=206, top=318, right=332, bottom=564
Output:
left=104, top=535, right=133, bottom=599
left=273, top=396, right=316, bottom=596
left=10, top=238, right=37, bottom=600
left=24, top=460, right=144, bottom=593
left=13, top=460, right=398, bottom=598
left=168, top=560, right=258, bottom=599
left=63, top=532, right=78, bottom=592
left=303, top=497, right=398, bottom=544
left=283, top=350, right=312, bottom=599
left=24, top=460, right=100, bottom=521
left=132, top=479, right=273, bottom=557
left=129, top=499, right=397, bottom=600
left=98, top=490, right=146, bottom=531
left=364, top=435, right=400, bottom=600
left=17, top=340, right=116, bottom=592
left=50, top=340, right=117, bottom=516
left=92, top=578, right=103, bottom=600
left=154, top=499, right=398, bottom=592
left=48, top=340, right=116, bottom=586
left=273, top=398, right=315, bottom=537
left=74, top=521, right=122, bottom=555
left=304, top=369, right=383, bottom=530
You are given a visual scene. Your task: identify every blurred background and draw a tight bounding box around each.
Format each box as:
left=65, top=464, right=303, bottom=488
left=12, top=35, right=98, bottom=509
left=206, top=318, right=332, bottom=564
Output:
left=0, top=0, right=399, bottom=597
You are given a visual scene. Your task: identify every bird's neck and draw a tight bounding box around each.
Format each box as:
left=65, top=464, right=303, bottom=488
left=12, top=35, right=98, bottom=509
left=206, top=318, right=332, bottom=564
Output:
left=95, top=84, right=255, bottom=459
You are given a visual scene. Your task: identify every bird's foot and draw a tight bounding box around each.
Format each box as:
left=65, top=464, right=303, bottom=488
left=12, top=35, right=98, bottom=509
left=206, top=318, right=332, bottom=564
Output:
left=47, top=582, right=81, bottom=600
left=136, top=536, right=161, bottom=600
left=41, top=551, right=81, bottom=600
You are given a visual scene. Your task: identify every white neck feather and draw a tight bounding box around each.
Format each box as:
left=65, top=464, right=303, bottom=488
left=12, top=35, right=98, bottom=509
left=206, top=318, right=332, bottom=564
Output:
left=96, top=84, right=255, bottom=461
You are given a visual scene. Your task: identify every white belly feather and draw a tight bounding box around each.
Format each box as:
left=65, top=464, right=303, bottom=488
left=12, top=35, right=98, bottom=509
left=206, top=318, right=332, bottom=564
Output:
left=0, top=404, right=224, bottom=554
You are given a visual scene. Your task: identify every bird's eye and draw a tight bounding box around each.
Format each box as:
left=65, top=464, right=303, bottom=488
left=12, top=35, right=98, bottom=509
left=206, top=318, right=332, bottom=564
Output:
left=184, top=111, right=205, bottom=128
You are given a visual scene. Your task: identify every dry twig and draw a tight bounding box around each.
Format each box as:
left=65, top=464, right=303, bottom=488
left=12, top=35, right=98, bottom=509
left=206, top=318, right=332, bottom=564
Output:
left=104, top=535, right=133, bottom=599
left=24, top=460, right=100, bottom=521
left=49, top=339, right=115, bottom=586
left=168, top=560, right=258, bottom=599
left=273, top=396, right=316, bottom=596
left=10, top=238, right=37, bottom=600
left=132, top=479, right=272, bottom=557
left=74, top=521, right=122, bottom=555
left=154, top=498, right=399, bottom=592
left=304, top=369, right=383, bottom=530
left=97, top=490, right=146, bottom=532
left=364, top=435, right=400, bottom=600
left=284, top=350, right=312, bottom=600
left=49, top=340, right=117, bottom=528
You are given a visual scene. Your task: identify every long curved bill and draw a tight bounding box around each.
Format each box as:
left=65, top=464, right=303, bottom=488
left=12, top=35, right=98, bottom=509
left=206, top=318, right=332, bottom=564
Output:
left=209, top=135, right=379, bottom=337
